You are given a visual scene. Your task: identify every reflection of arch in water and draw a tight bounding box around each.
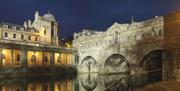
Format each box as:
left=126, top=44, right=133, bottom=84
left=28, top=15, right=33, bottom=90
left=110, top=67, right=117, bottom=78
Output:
left=104, top=75, right=130, bottom=91
left=81, top=56, right=97, bottom=72
left=81, top=74, right=97, bottom=91
left=140, top=50, right=163, bottom=84
left=104, top=54, right=130, bottom=74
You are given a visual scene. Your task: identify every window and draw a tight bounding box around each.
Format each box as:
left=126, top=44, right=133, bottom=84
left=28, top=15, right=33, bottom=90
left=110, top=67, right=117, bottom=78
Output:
left=17, top=54, right=20, bottom=62
left=57, top=56, right=60, bottom=62
left=134, top=35, right=137, bottom=40
left=1, top=54, right=5, bottom=59
left=31, top=55, right=36, bottom=62
left=159, top=31, right=162, bottom=36
left=4, top=32, right=8, bottom=37
left=21, top=35, right=24, bottom=39
left=28, top=36, right=31, bottom=40
left=44, top=30, right=46, bottom=34
left=13, top=34, right=16, bottom=38
left=12, top=26, right=16, bottom=30
left=35, top=37, right=38, bottom=41
left=45, top=56, right=48, bottom=62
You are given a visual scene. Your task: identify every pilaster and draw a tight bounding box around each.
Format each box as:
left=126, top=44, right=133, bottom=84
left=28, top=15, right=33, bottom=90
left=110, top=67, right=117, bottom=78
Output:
left=50, top=51, right=54, bottom=66
left=10, top=49, right=13, bottom=67
left=59, top=52, right=61, bottom=65
left=42, top=51, right=45, bottom=66
left=65, top=53, right=67, bottom=65
left=21, top=49, right=27, bottom=67
left=0, top=48, right=2, bottom=66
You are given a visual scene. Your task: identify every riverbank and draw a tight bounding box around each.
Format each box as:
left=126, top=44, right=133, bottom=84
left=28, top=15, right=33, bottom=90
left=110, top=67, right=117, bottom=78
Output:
left=135, top=80, right=180, bottom=91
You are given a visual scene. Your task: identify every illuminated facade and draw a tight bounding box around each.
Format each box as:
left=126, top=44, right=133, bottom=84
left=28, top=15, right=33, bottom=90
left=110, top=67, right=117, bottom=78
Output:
left=73, top=12, right=180, bottom=82
left=0, top=11, right=74, bottom=68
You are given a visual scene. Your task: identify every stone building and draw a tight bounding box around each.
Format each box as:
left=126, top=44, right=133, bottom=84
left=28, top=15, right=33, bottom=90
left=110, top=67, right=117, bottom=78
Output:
left=73, top=12, right=180, bottom=82
left=0, top=11, right=74, bottom=70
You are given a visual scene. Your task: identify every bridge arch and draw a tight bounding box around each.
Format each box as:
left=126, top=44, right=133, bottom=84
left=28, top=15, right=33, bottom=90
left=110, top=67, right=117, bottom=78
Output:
left=104, top=54, right=130, bottom=74
left=81, top=56, right=97, bottom=72
left=140, top=49, right=164, bottom=83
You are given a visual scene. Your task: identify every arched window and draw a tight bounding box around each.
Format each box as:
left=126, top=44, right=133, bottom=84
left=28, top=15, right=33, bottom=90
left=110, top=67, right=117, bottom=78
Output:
left=45, top=56, right=48, bottom=62
left=17, top=54, right=20, bottom=62
left=57, top=56, right=60, bottom=63
left=31, top=55, right=36, bottom=62
left=1, top=54, right=5, bottom=59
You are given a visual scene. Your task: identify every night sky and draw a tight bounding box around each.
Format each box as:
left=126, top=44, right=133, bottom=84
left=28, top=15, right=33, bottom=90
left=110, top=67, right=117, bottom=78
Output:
left=0, top=0, right=180, bottom=38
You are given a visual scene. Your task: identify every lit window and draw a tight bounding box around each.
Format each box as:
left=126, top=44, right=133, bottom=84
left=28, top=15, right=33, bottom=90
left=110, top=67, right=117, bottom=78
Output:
left=45, top=56, right=48, bottom=62
left=57, top=56, right=60, bottom=63
left=17, top=54, right=20, bottom=62
left=1, top=54, right=5, bottom=59
left=13, top=34, right=16, bottom=38
left=31, top=55, right=36, bottom=62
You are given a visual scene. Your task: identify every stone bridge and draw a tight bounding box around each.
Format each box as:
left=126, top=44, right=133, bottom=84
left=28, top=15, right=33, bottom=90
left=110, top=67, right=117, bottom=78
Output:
left=73, top=12, right=180, bottom=82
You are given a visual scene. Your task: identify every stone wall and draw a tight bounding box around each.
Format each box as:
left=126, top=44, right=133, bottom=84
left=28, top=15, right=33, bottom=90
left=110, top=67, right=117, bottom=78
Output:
left=164, top=12, right=180, bottom=81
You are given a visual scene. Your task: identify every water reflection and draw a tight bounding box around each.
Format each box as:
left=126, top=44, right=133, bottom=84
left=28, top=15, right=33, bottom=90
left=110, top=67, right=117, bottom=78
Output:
left=0, top=74, right=130, bottom=91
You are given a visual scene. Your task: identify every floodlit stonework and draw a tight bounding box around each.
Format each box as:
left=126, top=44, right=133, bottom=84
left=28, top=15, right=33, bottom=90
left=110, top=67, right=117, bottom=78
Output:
left=0, top=11, right=75, bottom=75
left=73, top=12, right=180, bottom=82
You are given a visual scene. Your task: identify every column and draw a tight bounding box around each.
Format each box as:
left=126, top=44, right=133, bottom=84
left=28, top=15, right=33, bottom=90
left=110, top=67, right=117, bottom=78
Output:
left=42, top=51, right=45, bottom=66
left=33, top=51, right=36, bottom=66
left=65, top=53, right=67, bottom=65
left=10, top=49, right=13, bottom=67
left=72, top=52, right=76, bottom=66
left=21, top=49, right=27, bottom=67
left=50, top=51, right=54, bottom=66
left=74, top=52, right=78, bottom=66
left=0, top=48, right=2, bottom=66
left=59, top=52, right=61, bottom=65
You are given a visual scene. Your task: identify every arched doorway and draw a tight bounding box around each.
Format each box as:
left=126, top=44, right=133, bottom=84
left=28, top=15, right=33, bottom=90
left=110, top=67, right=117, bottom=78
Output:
left=81, top=56, right=97, bottom=73
left=140, top=50, right=163, bottom=84
left=104, top=54, right=130, bottom=74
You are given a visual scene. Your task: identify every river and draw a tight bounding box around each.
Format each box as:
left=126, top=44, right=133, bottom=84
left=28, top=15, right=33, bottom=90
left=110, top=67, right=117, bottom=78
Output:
left=0, top=73, right=132, bottom=91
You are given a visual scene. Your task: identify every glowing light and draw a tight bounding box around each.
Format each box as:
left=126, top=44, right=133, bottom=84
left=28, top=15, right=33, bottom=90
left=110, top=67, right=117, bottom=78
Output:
left=34, top=52, right=37, bottom=56
left=39, top=27, right=45, bottom=36
left=66, top=43, right=71, bottom=48
left=57, top=53, right=60, bottom=57
left=2, top=50, right=5, bottom=55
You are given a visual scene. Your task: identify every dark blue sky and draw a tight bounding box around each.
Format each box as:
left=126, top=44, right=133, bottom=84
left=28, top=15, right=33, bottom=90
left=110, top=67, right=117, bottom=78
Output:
left=0, top=0, right=179, bottom=38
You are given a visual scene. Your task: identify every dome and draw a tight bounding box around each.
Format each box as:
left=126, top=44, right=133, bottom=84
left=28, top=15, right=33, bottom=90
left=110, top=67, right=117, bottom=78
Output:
left=43, top=13, right=56, bottom=21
